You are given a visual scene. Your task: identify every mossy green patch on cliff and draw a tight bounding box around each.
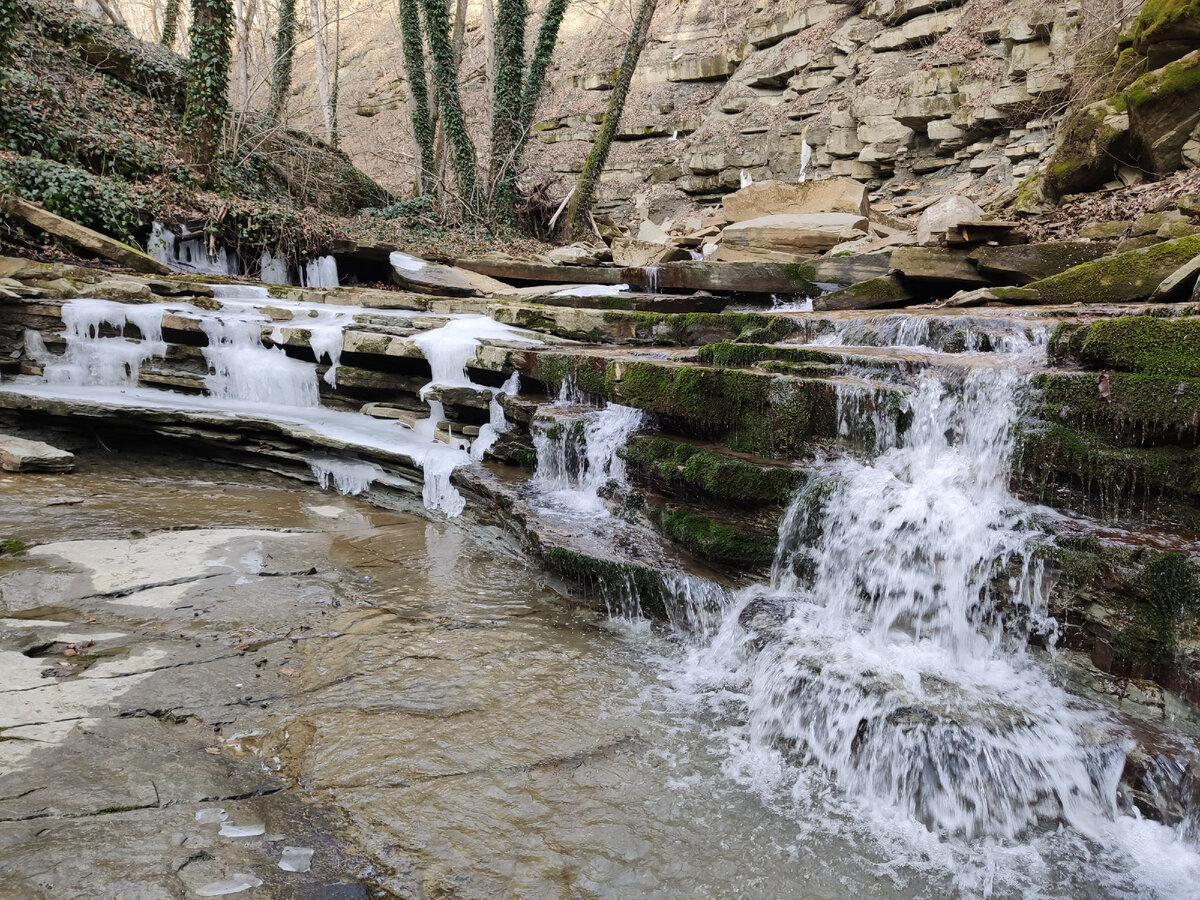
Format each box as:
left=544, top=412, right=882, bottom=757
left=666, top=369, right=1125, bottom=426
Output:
left=1040, top=538, right=1200, bottom=676
left=620, top=435, right=805, bottom=504
left=1032, top=372, right=1200, bottom=441
left=1125, top=0, right=1200, bottom=56
left=660, top=509, right=776, bottom=569
left=1057, top=316, right=1200, bottom=377
left=1026, top=235, right=1200, bottom=303
left=1124, top=48, right=1200, bottom=107
left=540, top=547, right=668, bottom=618
left=1016, top=424, right=1199, bottom=517
left=0, top=539, right=27, bottom=555
left=1113, top=552, right=1200, bottom=669
left=696, top=341, right=843, bottom=368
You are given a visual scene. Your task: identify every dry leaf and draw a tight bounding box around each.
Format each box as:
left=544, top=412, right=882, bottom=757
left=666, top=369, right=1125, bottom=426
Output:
left=279, top=666, right=297, bottom=677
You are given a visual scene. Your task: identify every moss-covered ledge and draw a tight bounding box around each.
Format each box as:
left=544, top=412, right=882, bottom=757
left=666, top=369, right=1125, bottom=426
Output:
left=1031, top=371, right=1200, bottom=443
left=1025, top=235, right=1200, bottom=304
left=658, top=508, right=776, bottom=570
left=1049, top=316, right=1200, bottom=377
left=620, top=434, right=805, bottom=505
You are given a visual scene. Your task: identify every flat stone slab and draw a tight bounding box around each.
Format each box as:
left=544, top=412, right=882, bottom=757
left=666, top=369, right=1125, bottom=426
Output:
left=388, top=250, right=512, bottom=297
left=0, top=433, right=75, bottom=472
left=456, top=257, right=629, bottom=286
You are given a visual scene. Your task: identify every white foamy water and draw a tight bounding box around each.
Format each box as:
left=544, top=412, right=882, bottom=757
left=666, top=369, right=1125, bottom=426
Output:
left=666, top=364, right=1200, bottom=897
left=530, top=393, right=644, bottom=513
left=809, top=312, right=1050, bottom=355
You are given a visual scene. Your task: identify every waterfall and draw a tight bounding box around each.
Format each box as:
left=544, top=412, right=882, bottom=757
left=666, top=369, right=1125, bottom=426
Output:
left=259, top=250, right=290, bottom=284
left=674, top=360, right=1200, bottom=889
left=148, top=221, right=238, bottom=276
left=42, top=299, right=169, bottom=386
left=644, top=267, right=661, bottom=294
left=530, top=399, right=644, bottom=512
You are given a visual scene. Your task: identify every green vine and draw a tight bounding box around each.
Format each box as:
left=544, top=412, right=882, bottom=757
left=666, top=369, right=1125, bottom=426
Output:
left=160, top=0, right=180, bottom=47
left=265, top=0, right=296, bottom=124
left=565, top=0, right=657, bottom=236
left=489, top=0, right=525, bottom=221
left=0, top=157, right=141, bottom=242
left=419, top=0, right=477, bottom=207
left=398, top=0, right=435, bottom=193
left=180, top=0, right=234, bottom=186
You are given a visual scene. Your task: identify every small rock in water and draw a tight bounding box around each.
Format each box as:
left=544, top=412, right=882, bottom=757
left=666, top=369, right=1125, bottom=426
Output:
left=219, top=822, right=266, bottom=838
left=0, top=434, right=75, bottom=473
left=279, top=846, right=314, bottom=873
left=195, top=873, right=263, bottom=896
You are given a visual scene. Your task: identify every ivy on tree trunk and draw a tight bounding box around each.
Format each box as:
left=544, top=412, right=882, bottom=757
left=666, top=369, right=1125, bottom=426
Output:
left=181, top=0, right=234, bottom=187
left=565, top=0, right=657, bottom=238
left=489, top=0, right=525, bottom=221
left=419, top=0, right=477, bottom=208
left=398, top=0, right=435, bottom=193
left=160, top=0, right=181, bottom=47
left=265, top=0, right=296, bottom=125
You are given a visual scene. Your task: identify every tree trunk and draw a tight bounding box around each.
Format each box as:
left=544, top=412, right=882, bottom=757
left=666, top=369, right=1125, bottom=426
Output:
left=94, top=0, right=127, bottom=27
left=160, top=0, right=181, bottom=46
left=564, top=0, right=656, bottom=238
left=310, top=0, right=334, bottom=142
left=490, top=0, right=568, bottom=222
left=181, top=0, right=235, bottom=187
left=330, top=0, right=340, bottom=149
left=419, top=0, right=477, bottom=208
left=265, top=0, right=297, bottom=125
left=488, top=0, right=525, bottom=219
left=398, top=0, right=435, bottom=193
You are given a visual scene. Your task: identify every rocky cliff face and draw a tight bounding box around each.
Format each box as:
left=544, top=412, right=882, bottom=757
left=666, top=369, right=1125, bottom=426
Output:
left=296, top=0, right=1147, bottom=222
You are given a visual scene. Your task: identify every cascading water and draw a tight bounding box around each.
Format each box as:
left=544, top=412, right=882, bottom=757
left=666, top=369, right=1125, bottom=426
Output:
left=530, top=392, right=644, bottom=513
left=671, top=356, right=1200, bottom=895
left=148, top=221, right=238, bottom=276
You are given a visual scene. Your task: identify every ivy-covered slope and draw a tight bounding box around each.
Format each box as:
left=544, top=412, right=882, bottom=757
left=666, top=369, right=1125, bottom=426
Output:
left=0, top=0, right=391, bottom=264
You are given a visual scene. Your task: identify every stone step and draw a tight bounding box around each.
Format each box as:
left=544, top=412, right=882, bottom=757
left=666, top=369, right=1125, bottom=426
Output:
left=0, top=433, right=75, bottom=472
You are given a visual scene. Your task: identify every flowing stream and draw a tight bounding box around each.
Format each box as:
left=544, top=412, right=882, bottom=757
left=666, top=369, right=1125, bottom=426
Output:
left=4, top=295, right=1200, bottom=897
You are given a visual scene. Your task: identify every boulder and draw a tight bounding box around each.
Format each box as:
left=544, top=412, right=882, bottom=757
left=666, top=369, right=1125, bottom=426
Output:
left=611, top=239, right=690, bottom=268
left=548, top=244, right=610, bottom=266
left=717, top=213, right=869, bottom=261
left=1025, top=234, right=1200, bottom=303
left=1149, top=254, right=1200, bottom=301
left=1125, top=49, right=1200, bottom=178
left=890, top=246, right=989, bottom=286
left=637, top=220, right=672, bottom=244
left=1127, top=0, right=1200, bottom=69
left=1131, top=210, right=1190, bottom=237
left=0, top=194, right=171, bottom=275
left=1079, top=221, right=1129, bottom=240
left=0, top=434, right=75, bottom=473
left=915, top=195, right=984, bottom=245
left=1040, top=97, right=1130, bottom=201
left=389, top=251, right=510, bottom=296
left=722, top=178, right=870, bottom=222
left=971, top=242, right=1118, bottom=284
left=816, top=275, right=915, bottom=310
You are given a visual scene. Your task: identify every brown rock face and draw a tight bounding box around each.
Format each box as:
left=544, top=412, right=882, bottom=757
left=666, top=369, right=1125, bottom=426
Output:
left=610, top=239, right=691, bottom=267
left=721, top=178, right=871, bottom=223
left=717, top=213, right=869, bottom=261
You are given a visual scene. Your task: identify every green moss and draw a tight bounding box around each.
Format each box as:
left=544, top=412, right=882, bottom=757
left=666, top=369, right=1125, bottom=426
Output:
left=1032, top=371, right=1200, bottom=441
left=1124, top=48, right=1200, bottom=107
left=1040, top=98, right=1129, bottom=201
left=696, top=341, right=843, bottom=368
left=1062, top=316, right=1200, bottom=377
left=1126, top=0, right=1200, bottom=55
left=1026, top=235, right=1200, bottom=304
left=541, top=547, right=669, bottom=618
left=1113, top=552, right=1200, bottom=669
left=509, top=448, right=537, bottom=468
left=842, top=277, right=904, bottom=302
left=0, top=539, right=27, bottom=555
left=1016, top=424, right=1199, bottom=515
left=660, top=508, right=775, bottom=568
left=783, top=262, right=818, bottom=289
left=620, top=435, right=804, bottom=504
